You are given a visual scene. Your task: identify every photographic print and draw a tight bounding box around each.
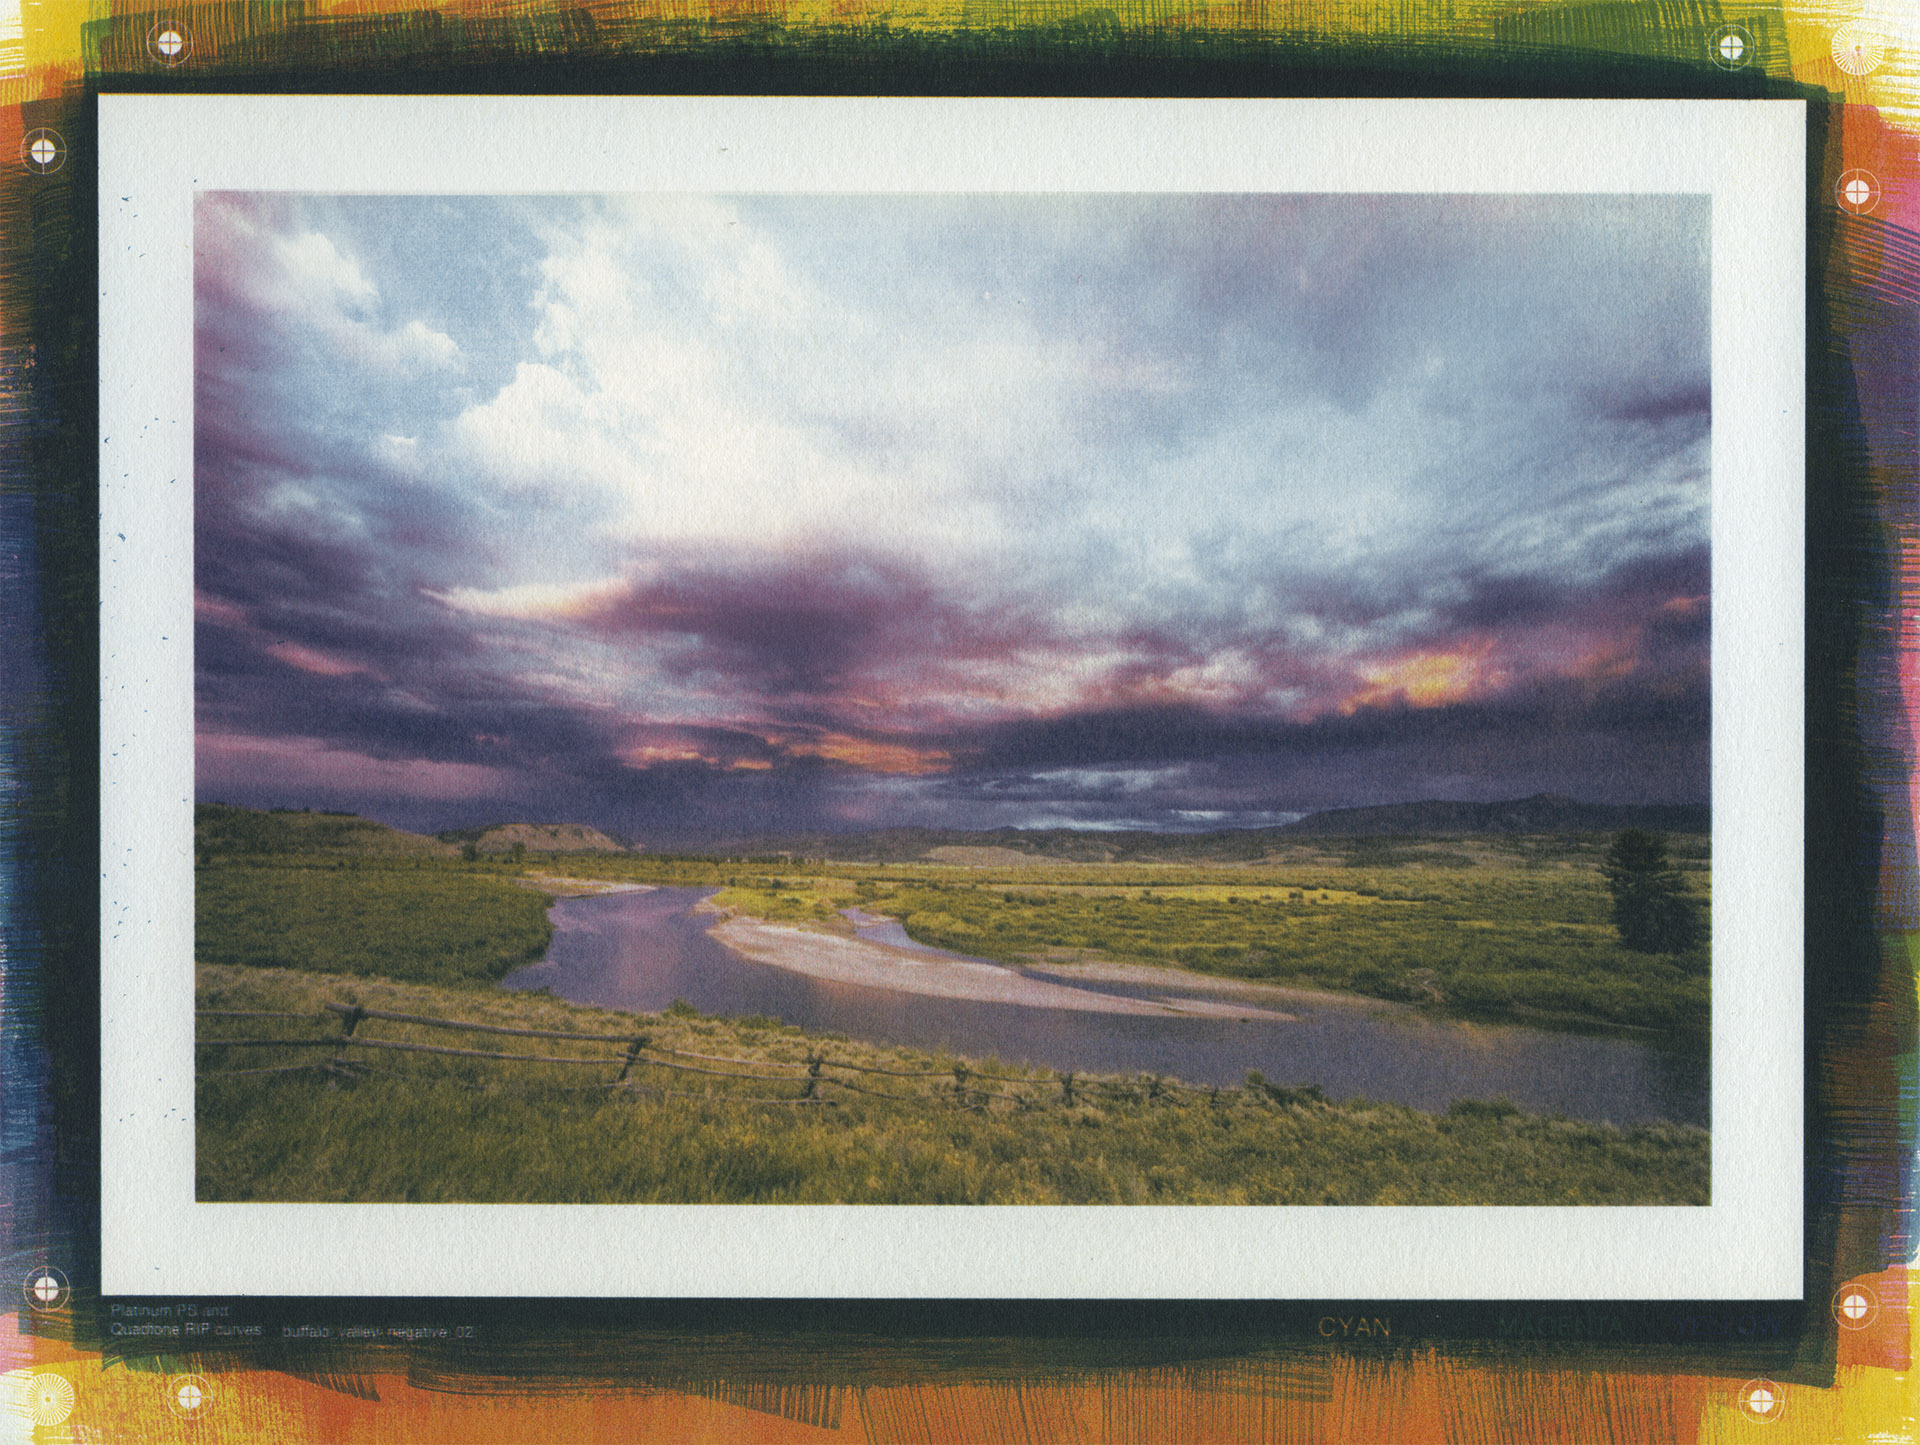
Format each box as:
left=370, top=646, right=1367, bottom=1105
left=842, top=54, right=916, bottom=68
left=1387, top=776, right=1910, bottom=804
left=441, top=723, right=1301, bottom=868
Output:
left=98, top=95, right=1803, bottom=1302
left=190, top=188, right=1714, bottom=1208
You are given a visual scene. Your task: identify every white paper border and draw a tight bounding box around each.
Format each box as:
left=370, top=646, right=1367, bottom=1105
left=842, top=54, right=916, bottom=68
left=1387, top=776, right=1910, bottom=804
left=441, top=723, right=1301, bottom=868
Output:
left=100, top=96, right=1804, bottom=1299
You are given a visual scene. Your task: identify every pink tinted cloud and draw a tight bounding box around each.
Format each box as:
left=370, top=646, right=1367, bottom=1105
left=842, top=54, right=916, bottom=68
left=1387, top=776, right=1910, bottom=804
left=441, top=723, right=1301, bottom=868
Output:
left=263, top=641, right=381, bottom=679
left=194, top=591, right=249, bottom=629
left=426, top=543, right=1709, bottom=786
left=198, top=731, right=508, bottom=801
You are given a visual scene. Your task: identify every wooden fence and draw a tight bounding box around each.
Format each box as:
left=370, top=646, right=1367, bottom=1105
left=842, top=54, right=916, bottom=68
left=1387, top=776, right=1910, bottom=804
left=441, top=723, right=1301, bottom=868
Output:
left=194, top=1003, right=1276, bottom=1112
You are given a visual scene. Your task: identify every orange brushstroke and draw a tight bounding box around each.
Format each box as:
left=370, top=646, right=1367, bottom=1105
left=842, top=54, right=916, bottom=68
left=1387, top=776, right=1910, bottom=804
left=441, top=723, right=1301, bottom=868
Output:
left=7, top=1310, right=1913, bottom=1445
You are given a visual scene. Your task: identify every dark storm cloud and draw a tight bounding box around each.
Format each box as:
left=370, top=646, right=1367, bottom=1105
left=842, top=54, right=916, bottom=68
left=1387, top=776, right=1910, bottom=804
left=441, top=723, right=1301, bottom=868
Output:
left=1427, top=546, right=1709, bottom=635
left=196, top=622, right=618, bottom=773
left=195, top=517, right=1710, bottom=831
left=1596, top=380, right=1713, bottom=428
left=558, top=552, right=1042, bottom=702
left=955, top=666, right=1704, bottom=776
left=942, top=670, right=1708, bottom=815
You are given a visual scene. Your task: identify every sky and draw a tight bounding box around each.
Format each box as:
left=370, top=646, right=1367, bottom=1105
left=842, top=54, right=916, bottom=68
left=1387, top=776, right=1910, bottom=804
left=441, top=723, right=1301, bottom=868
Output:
left=194, top=192, right=1710, bottom=841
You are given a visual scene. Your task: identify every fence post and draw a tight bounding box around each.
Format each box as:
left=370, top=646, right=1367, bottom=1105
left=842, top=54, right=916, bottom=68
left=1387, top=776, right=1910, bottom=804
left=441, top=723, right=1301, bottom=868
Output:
left=803, top=1055, right=821, bottom=1100
left=330, top=1003, right=366, bottom=1087
left=952, top=1063, right=969, bottom=1107
left=1061, top=1072, right=1076, bottom=1107
left=615, top=1035, right=648, bottom=1087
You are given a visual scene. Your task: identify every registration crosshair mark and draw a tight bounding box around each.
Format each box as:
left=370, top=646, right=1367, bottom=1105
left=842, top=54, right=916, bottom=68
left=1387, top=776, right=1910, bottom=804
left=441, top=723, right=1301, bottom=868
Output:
left=1710, top=25, right=1755, bottom=69
left=23, top=1265, right=68, bottom=1310
left=20, top=129, right=64, bottom=174
left=1738, top=1378, right=1784, bottom=1424
left=167, top=1373, right=216, bottom=1421
left=1837, top=170, right=1881, bottom=214
left=1834, top=1280, right=1880, bottom=1329
left=147, top=20, right=192, bottom=63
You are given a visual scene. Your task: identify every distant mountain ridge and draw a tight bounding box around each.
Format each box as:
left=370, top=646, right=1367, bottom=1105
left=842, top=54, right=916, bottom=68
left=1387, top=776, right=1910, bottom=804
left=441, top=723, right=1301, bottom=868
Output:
left=198, top=796, right=1705, bottom=865
left=1277, top=794, right=1709, bottom=837
left=695, top=795, right=1706, bottom=862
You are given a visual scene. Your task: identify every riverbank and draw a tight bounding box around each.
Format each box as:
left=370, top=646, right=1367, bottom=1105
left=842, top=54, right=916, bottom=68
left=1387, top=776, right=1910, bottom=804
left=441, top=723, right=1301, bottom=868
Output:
left=195, top=962, right=1710, bottom=1206
left=512, top=887, right=1704, bottom=1123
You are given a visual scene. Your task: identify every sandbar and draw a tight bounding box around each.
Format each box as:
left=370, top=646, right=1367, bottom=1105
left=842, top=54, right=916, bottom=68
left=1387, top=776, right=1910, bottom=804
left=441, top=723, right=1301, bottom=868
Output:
left=1018, top=958, right=1393, bottom=1013
left=523, top=876, right=656, bottom=898
left=707, top=916, right=1296, bottom=1020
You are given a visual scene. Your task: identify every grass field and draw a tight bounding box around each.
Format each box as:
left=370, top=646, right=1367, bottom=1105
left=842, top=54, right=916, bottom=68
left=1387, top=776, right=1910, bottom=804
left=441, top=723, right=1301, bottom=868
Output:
left=199, top=849, right=1709, bottom=1040
left=195, top=963, right=1709, bottom=1205
left=195, top=857, right=554, bottom=984
left=193, top=807, right=1710, bottom=1204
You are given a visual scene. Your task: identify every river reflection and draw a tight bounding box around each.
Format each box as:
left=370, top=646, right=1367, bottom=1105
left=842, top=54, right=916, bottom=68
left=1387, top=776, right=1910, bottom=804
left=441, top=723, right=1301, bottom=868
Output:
left=504, top=886, right=1707, bottom=1127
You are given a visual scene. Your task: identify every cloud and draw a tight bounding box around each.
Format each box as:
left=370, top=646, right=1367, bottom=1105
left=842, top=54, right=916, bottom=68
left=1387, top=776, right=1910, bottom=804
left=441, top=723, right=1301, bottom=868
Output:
left=198, top=194, right=461, bottom=379
left=199, top=732, right=511, bottom=803
left=195, top=193, right=1712, bottom=837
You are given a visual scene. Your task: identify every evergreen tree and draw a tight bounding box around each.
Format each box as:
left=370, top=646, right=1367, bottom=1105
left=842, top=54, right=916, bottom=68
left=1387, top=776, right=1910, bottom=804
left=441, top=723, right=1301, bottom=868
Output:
left=1602, top=829, right=1704, bottom=954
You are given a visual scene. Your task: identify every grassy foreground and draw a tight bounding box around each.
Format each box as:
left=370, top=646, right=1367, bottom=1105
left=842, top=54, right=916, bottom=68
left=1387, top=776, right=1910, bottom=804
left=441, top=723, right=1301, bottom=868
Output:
left=196, top=964, right=1709, bottom=1206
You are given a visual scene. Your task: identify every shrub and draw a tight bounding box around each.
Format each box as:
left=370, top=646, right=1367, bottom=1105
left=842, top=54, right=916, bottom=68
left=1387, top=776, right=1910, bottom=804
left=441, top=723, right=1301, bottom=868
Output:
left=1603, top=831, right=1705, bottom=954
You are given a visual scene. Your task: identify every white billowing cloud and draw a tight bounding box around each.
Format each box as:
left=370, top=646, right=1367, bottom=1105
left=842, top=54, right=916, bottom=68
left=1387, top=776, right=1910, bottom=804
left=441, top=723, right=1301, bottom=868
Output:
left=427, top=574, right=638, bottom=621
left=382, top=318, right=460, bottom=371
left=199, top=195, right=462, bottom=378
left=442, top=198, right=1164, bottom=588
left=274, top=228, right=378, bottom=312
left=432, top=193, right=1711, bottom=648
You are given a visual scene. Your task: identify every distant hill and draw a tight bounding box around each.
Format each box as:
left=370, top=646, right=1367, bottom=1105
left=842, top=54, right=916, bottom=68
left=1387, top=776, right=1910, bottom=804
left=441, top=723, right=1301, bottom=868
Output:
left=697, top=795, right=1707, bottom=862
left=436, top=822, right=631, bottom=855
left=697, top=826, right=1181, bottom=864
left=199, top=796, right=1703, bottom=867
left=196, top=804, right=456, bottom=857
left=1277, top=795, right=1708, bottom=837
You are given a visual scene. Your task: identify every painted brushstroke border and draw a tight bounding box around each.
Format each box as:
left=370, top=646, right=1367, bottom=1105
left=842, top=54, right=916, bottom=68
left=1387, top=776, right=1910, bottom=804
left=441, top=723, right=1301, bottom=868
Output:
left=4, top=3, right=1914, bottom=1441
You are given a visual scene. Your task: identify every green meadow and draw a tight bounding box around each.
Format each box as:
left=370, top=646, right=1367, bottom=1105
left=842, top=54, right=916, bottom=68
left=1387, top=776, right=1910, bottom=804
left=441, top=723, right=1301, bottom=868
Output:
left=193, top=808, right=1709, bottom=1205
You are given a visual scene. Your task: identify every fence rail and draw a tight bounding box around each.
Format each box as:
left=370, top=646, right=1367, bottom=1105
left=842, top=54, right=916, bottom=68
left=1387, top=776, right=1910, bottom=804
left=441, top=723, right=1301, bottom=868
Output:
left=195, top=1000, right=1282, bottom=1112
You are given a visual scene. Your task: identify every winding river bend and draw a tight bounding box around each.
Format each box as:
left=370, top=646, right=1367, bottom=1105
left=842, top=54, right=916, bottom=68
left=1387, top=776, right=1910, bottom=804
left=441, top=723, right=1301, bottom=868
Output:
left=504, top=886, right=1707, bottom=1127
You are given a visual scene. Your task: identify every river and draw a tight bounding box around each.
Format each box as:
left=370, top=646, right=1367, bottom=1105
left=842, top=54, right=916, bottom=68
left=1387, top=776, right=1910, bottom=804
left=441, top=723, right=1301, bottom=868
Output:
left=503, top=886, right=1708, bottom=1127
